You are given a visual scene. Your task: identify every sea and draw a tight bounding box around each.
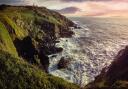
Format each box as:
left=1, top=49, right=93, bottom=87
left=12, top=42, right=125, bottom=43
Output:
left=48, top=17, right=128, bottom=86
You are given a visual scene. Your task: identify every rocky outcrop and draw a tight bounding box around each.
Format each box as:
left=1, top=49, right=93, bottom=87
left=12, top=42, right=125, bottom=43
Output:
left=85, top=46, right=128, bottom=89
left=0, top=5, right=81, bottom=89
left=0, top=49, right=80, bottom=89
left=58, top=57, right=71, bottom=69
left=106, top=46, right=128, bottom=83
left=0, top=5, right=75, bottom=72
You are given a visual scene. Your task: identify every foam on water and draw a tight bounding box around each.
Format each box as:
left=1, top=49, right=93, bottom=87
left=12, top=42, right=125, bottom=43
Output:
left=48, top=20, right=128, bottom=86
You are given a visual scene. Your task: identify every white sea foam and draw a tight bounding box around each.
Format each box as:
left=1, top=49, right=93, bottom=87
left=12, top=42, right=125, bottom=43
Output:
left=48, top=18, right=128, bottom=86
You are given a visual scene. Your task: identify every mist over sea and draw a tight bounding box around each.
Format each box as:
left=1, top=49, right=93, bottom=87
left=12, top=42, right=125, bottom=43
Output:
left=49, top=17, right=128, bottom=86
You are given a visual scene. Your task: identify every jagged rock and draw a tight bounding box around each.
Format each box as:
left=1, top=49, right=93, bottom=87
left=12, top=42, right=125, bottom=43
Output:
left=85, top=46, right=128, bottom=89
left=106, top=46, right=128, bottom=83
left=58, top=57, right=71, bottom=69
left=0, top=5, right=80, bottom=89
left=0, top=5, right=75, bottom=72
left=38, top=48, right=49, bottom=73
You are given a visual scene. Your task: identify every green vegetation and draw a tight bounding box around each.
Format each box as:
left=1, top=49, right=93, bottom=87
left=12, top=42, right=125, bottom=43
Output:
left=3, top=15, right=28, bottom=39
left=0, top=21, right=18, bottom=56
left=0, top=50, right=79, bottom=89
left=0, top=5, right=78, bottom=89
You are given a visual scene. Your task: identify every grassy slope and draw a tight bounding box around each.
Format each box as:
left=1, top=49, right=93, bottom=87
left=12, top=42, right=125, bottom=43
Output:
left=0, top=21, right=18, bottom=56
left=0, top=13, right=28, bottom=56
left=0, top=5, right=79, bottom=89
left=3, top=15, right=28, bottom=39
left=0, top=50, right=79, bottom=89
left=0, top=6, right=57, bottom=55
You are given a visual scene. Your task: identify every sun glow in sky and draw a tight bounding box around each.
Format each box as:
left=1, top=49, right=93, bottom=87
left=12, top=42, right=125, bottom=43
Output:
left=1, top=0, right=128, bottom=17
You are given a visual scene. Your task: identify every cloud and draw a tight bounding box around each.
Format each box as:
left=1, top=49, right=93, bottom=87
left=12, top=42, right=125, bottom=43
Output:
left=77, top=1, right=128, bottom=17
left=0, top=0, right=127, bottom=6
left=86, top=9, right=128, bottom=17
left=1, top=0, right=128, bottom=17
left=47, top=0, right=112, bottom=2
left=60, top=0, right=128, bottom=2
left=0, top=0, right=37, bottom=5
left=60, top=0, right=85, bottom=2
left=55, top=7, right=81, bottom=14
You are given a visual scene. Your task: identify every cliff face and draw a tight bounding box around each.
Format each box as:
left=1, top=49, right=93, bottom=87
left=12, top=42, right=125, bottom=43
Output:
left=0, top=5, right=74, bottom=72
left=0, top=50, right=79, bottom=89
left=85, top=46, right=128, bottom=89
left=106, top=46, right=128, bottom=82
left=0, top=5, right=79, bottom=89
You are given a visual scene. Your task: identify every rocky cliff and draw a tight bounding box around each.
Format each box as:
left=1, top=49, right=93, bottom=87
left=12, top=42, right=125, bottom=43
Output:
left=0, top=5, right=79, bottom=89
left=85, top=46, right=128, bottom=89
left=0, top=5, right=75, bottom=71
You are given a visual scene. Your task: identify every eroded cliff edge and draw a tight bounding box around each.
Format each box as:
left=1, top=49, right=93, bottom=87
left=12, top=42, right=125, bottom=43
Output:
left=0, top=5, right=75, bottom=72
left=0, top=5, right=80, bottom=89
left=85, top=46, right=128, bottom=89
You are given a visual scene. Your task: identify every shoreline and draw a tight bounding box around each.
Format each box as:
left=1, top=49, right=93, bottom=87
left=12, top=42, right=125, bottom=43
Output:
left=48, top=18, right=128, bottom=86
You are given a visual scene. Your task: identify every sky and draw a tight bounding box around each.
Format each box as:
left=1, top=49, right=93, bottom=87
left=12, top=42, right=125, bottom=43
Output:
left=0, top=0, right=128, bottom=17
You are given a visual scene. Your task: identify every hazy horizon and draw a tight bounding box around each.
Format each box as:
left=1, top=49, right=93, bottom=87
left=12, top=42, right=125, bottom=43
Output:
left=0, top=0, right=128, bottom=17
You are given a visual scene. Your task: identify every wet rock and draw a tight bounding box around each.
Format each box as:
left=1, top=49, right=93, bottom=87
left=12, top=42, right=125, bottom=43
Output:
left=85, top=46, right=128, bottom=89
left=51, top=55, right=57, bottom=58
left=106, top=46, right=128, bottom=83
left=60, top=29, right=74, bottom=38
left=38, top=50, right=49, bottom=73
left=41, top=46, right=63, bottom=55
left=58, top=57, right=71, bottom=69
left=74, top=26, right=82, bottom=29
left=48, top=47, right=63, bottom=54
left=73, top=22, right=82, bottom=29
